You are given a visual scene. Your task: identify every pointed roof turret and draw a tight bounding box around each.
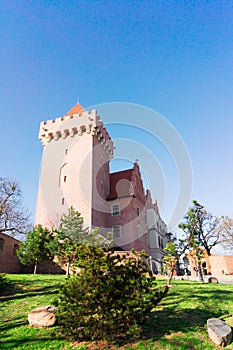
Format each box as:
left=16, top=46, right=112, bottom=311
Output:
left=65, top=103, right=84, bottom=116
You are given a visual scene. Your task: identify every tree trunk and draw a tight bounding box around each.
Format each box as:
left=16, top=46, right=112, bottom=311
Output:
left=34, top=263, right=37, bottom=274
left=66, top=261, right=70, bottom=276
left=197, top=260, right=204, bottom=282
left=153, top=263, right=175, bottom=307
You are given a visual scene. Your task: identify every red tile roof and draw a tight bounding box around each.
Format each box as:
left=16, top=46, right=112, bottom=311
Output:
left=65, top=103, right=84, bottom=116
left=107, top=169, right=133, bottom=200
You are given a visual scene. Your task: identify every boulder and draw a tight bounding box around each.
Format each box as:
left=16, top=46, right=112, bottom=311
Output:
left=208, top=277, right=219, bottom=283
left=207, top=318, right=232, bottom=347
left=28, top=305, right=56, bottom=328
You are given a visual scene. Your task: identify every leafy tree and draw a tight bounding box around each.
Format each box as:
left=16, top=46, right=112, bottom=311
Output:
left=178, top=201, right=208, bottom=281
left=56, top=246, right=167, bottom=342
left=180, top=199, right=227, bottom=250
left=56, top=206, right=112, bottom=275
left=178, top=200, right=227, bottom=281
left=17, top=225, right=56, bottom=274
left=0, top=177, right=31, bottom=238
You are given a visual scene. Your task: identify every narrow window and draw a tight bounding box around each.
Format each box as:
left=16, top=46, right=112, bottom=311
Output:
left=112, top=204, right=120, bottom=216
left=161, top=239, right=164, bottom=249
left=112, top=225, right=121, bottom=238
left=62, top=197, right=65, bottom=205
left=65, top=149, right=68, bottom=155
left=64, top=175, right=67, bottom=182
left=137, top=207, right=140, bottom=217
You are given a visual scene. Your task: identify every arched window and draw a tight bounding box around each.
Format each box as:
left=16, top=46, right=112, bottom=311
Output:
left=59, top=163, right=67, bottom=186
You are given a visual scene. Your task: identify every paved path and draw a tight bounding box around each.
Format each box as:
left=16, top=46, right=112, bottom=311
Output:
left=173, top=275, right=233, bottom=284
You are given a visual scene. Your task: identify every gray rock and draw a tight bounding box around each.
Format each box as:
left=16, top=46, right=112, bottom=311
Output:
left=207, top=318, right=232, bottom=347
left=28, top=305, right=56, bottom=328
left=208, top=277, right=219, bottom=283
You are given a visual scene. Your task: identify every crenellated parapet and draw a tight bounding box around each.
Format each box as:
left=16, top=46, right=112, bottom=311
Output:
left=38, top=108, right=114, bottom=159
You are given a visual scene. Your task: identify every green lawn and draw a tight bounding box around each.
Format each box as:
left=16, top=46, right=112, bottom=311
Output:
left=0, top=274, right=233, bottom=349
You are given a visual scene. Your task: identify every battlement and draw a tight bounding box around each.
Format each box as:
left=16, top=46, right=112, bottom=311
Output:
left=39, top=108, right=114, bottom=159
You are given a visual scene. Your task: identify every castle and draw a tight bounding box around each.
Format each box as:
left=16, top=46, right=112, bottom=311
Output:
left=35, top=103, right=170, bottom=272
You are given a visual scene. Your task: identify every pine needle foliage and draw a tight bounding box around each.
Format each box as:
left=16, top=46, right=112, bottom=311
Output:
left=56, top=246, right=164, bottom=342
left=55, top=207, right=112, bottom=275
left=17, top=225, right=56, bottom=274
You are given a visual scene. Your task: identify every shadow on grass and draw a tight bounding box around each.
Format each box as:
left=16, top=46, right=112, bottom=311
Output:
left=0, top=284, right=60, bottom=302
left=0, top=336, right=65, bottom=350
left=143, top=307, right=219, bottom=340
left=0, top=317, right=28, bottom=333
left=138, top=284, right=233, bottom=348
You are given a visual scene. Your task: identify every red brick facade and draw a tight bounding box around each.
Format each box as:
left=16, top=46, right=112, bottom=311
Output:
left=34, top=103, right=170, bottom=268
left=0, top=233, right=22, bottom=273
left=187, top=249, right=233, bottom=277
left=105, top=163, right=149, bottom=253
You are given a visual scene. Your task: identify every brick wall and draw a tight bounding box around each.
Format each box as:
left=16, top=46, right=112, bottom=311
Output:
left=187, top=251, right=233, bottom=277
left=0, top=233, right=23, bottom=273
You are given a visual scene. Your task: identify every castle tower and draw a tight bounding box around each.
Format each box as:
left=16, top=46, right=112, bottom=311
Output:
left=34, top=103, right=114, bottom=229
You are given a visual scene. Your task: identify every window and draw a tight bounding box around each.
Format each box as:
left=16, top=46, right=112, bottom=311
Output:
left=161, top=239, right=164, bottom=249
left=62, top=197, right=65, bottom=205
left=112, top=225, right=121, bottom=238
left=64, top=175, right=67, bottom=182
left=112, top=204, right=120, bottom=216
left=137, top=207, right=140, bottom=217
left=65, top=149, right=68, bottom=155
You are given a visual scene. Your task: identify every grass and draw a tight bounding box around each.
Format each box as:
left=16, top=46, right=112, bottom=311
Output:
left=0, top=275, right=232, bottom=349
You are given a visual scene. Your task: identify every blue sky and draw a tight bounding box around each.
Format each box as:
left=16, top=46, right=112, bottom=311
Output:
left=1, top=0, right=233, bottom=226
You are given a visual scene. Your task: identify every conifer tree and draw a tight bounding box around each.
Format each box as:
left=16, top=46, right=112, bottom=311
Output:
left=59, top=206, right=88, bottom=241
left=17, top=225, right=56, bottom=274
left=56, top=246, right=164, bottom=341
left=179, top=201, right=206, bottom=282
left=55, top=207, right=113, bottom=275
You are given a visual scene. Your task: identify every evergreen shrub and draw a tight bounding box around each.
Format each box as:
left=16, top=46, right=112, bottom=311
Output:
left=56, top=246, right=163, bottom=341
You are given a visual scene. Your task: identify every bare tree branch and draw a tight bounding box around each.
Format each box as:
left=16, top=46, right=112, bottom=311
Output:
left=0, top=177, right=31, bottom=238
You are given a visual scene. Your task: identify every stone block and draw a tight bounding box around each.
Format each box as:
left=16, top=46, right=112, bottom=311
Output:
left=207, top=318, right=232, bottom=347
left=28, top=305, right=56, bottom=328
